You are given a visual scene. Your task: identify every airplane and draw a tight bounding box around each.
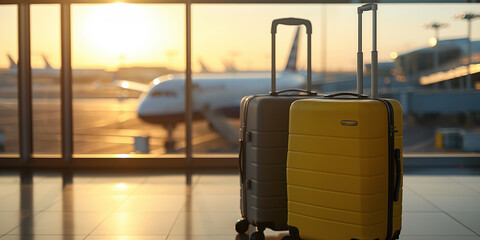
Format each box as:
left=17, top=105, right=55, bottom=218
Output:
left=198, top=58, right=238, bottom=73
left=7, top=54, right=17, bottom=72
left=198, top=58, right=211, bottom=73
left=6, top=54, right=58, bottom=76
left=117, top=27, right=307, bottom=150
left=222, top=59, right=237, bottom=72
left=4, top=54, right=112, bottom=83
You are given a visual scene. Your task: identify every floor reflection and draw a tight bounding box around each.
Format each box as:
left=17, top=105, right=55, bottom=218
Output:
left=185, top=171, right=192, bottom=240
left=19, top=171, right=33, bottom=240
left=62, top=171, right=74, bottom=240
left=0, top=170, right=479, bottom=240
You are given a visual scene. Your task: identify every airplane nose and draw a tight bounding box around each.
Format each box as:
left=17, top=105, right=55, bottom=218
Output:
left=136, top=97, right=171, bottom=125
left=137, top=97, right=183, bottom=126
left=137, top=98, right=153, bottom=121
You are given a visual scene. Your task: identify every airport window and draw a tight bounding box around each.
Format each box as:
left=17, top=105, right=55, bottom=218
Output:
left=71, top=3, right=186, bottom=155
left=31, top=4, right=62, bottom=155
left=0, top=5, right=19, bottom=156
left=191, top=3, right=480, bottom=156
left=0, top=1, right=479, bottom=168
left=191, top=4, right=325, bottom=154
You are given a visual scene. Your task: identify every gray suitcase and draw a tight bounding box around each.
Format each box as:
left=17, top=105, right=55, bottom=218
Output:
left=235, top=18, right=317, bottom=239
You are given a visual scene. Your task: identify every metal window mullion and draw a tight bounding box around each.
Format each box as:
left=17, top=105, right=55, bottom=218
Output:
left=185, top=1, right=192, bottom=164
left=18, top=2, right=33, bottom=162
left=467, top=19, right=472, bottom=89
left=61, top=3, right=73, bottom=162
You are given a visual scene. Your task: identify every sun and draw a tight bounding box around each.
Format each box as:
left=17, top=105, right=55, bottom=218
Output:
left=82, top=3, right=155, bottom=60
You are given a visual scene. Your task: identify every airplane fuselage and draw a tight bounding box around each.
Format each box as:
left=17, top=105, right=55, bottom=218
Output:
left=137, top=71, right=305, bottom=127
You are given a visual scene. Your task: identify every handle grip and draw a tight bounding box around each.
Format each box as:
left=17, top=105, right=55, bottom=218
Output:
left=271, top=18, right=312, bottom=34
left=271, top=89, right=317, bottom=96
left=324, top=92, right=368, bottom=99
left=358, top=3, right=377, bottom=13
left=271, top=18, right=312, bottom=96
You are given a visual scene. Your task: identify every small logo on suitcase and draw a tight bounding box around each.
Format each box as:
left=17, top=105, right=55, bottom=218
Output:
left=341, top=120, right=358, bottom=126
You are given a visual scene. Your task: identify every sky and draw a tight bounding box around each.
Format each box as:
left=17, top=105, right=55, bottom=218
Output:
left=0, top=3, right=479, bottom=72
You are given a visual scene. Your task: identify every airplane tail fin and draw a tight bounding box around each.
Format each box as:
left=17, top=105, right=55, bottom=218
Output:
left=284, top=26, right=300, bottom=72
left=42, top=55, right=53, bottom=70
left=222, top=59, right=237, bottom=72
left=7, top=54, right=17, bottom=71
left=198, top=58, right=210, bottom=73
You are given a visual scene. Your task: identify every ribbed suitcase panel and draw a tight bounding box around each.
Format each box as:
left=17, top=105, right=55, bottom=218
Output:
left=287, top=168, right=387, bottom=195
left=248, top=194, right=286, bottom=208
left=288, top=212, right=386, bottom=240
left=247, top=97, right=295, bottom=131
left=249, top=162, right=286, bottom=182
left=288, top=201, right=386, bottom=226
left=287, top=98, right=403, bottom=240
left=289, top=99, right=388, bottom=139
left=250, top=179, right=287, bottom=197
left=288, top=134, right=388, bottom=158
left=248, top=205, right=288, bottom=230
left=242, top=96, right=303, bottom=230
left=249, top=146, right=286, bottom=164
left=251, top=131, right=288, bottom=148
left=287, top=185, right=387, bottom=213
left=287, top=151, right=386, bottom=176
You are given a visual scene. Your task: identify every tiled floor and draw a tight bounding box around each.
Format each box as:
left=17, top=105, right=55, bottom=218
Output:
left=0, top=170, right=479, bottom=240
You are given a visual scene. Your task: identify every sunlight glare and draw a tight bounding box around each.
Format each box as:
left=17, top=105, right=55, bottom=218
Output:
left=390, top=52, right=398, bottom=60
left=84, top=3, right=156, bottom=58
left=121, top=81, right=130, bottom=88
left=116, top=154, right=131, bottom=158
left=429, top=37, right=438, bottom=47
left=116, top=183, right=128, bottom=190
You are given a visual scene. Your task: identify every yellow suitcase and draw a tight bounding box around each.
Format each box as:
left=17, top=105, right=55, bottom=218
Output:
left=285, top=4, right=402, bottom=240
left=287, top=98, right=402, bottom=240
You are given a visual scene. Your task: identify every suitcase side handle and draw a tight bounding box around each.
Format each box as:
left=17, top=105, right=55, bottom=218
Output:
left=324, top=92, right=368, bottom=99
left=357, top=3, right=378, bottom=98
left=271, top=18, right=312, bottom=96
left=393, top=148, right=402, bottom=202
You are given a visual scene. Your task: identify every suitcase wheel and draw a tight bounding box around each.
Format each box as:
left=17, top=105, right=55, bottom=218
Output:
left=392, top=230, right=401, bottom=240
left=235, top=219, right=249, bottom=234
left=288, top=226, right=301, bottom=240
left=282, top=234, right=300, bottom=240
left=250, top=231, right=265, bottom=240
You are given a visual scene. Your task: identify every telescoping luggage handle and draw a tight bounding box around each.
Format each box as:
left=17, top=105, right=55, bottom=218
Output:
left=270, top=18, right=315, bottom=96
left=358, top=3, right=378, bottom=98
left=324, top=3, right=377, bottom=99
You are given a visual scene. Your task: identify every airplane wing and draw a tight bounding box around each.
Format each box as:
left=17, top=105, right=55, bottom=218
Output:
left=200, top=105, right=238, bottom=145
left=113, top=79, right=151, bottom=93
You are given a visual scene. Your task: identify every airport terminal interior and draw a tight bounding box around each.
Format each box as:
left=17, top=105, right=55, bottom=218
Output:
left=1, top=0, right=480, bottom=239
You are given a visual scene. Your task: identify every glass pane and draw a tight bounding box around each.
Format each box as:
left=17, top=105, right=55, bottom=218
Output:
left=71, top=3, right=185, bottom=155
left=376, top=4, right=480, bottom=153
left=191, top=4, right=326, bottom=154
left=31, top=4, right=61, bottom=155
left=192, top=3, right=480, bottom=155
left=0, top=5, right=18, bottom=155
